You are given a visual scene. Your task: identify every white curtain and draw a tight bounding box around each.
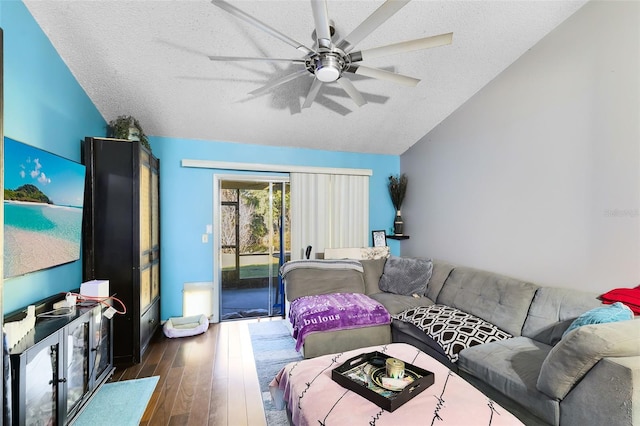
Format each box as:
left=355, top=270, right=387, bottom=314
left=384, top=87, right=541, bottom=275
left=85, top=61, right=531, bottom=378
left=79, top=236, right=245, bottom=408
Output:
left=290, top=172, right=369, bottom=260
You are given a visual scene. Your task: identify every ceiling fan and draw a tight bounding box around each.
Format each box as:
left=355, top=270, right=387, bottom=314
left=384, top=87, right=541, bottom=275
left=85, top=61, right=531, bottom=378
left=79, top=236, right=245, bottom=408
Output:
left=209, top=0, right=453, bottom=109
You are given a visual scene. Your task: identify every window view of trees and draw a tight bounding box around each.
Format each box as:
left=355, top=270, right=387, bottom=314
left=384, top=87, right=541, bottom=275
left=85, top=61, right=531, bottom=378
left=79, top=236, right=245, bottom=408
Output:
left=220, top=185, right=290, bottom=255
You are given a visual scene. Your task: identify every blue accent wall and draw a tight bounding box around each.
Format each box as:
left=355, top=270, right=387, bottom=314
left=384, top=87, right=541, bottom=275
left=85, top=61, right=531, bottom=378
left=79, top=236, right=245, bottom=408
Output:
left=1, top=1, right=401, bottom=319
left=1, top=1, right=106, bottom=313
left=152, top=137, right=399, bottom=320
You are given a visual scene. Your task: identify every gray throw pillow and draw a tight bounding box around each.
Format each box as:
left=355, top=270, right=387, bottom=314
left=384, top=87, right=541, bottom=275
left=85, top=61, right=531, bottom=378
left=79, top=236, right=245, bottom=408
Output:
left=378, top=256, right=433, bottom=296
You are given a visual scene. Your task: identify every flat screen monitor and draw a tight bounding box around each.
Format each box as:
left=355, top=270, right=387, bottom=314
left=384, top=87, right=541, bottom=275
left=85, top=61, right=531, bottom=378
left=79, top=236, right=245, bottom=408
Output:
left=3, top=137, right=86, bottom=278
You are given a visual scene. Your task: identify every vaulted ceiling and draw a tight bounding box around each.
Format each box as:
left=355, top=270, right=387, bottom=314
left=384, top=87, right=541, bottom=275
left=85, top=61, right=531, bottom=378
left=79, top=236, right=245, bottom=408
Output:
left=24, top=0, right=587, bottom=155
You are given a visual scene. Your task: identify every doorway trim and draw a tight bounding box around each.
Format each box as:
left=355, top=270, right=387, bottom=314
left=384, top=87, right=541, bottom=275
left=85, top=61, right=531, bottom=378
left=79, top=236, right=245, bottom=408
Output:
left=212, top=173, right=290, bottom=322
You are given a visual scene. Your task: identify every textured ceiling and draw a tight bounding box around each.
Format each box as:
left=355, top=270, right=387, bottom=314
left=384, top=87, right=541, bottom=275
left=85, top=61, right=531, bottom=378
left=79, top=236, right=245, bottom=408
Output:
left=24, top=0, right=587, bottom=155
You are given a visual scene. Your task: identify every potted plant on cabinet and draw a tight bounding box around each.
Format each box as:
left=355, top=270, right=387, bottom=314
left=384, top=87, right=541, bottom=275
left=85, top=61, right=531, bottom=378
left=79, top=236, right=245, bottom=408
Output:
left=107, top=115, right=151, bottom=151
left=388, top=174, right=408, bottom=236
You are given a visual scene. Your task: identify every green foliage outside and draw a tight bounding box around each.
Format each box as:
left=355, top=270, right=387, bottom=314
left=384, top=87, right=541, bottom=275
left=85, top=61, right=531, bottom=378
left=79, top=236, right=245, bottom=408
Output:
left=222, top=185, right=290, bottom=254
left=243, top=187, right=290, bottom=253
left=4, top=184, right=52, bottom=204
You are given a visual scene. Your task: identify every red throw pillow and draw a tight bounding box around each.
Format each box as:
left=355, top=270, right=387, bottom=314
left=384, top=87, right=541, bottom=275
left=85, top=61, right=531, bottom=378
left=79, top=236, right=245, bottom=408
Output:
left=600, top=285, right=640, bottom=314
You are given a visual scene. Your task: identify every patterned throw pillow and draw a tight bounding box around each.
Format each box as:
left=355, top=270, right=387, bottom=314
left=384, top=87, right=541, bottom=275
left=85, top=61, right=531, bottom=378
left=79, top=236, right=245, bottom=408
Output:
left=394, top=305, right=513, bottom=362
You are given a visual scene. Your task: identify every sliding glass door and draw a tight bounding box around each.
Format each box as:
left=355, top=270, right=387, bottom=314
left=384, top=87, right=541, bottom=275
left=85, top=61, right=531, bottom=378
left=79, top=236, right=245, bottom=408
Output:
left=218, top=177, right=289, bottom=320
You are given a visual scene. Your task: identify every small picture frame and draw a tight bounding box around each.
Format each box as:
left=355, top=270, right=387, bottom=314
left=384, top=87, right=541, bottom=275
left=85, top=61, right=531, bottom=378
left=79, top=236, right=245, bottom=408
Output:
left=372, top=230, right=387, bottom=247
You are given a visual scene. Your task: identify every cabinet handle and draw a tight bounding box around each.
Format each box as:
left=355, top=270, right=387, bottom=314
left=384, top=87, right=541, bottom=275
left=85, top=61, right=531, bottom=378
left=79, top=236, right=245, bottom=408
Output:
left=58, top=378, right=67, bottom=383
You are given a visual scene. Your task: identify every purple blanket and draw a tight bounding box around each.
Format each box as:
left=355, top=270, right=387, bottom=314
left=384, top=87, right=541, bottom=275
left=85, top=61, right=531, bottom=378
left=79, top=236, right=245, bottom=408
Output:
left=289, top=293, right=391, bottom=351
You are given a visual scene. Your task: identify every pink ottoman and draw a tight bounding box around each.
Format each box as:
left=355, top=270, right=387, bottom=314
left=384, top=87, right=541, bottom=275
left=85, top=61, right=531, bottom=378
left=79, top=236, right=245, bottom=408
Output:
left=269, top=342, right=524, bottom=426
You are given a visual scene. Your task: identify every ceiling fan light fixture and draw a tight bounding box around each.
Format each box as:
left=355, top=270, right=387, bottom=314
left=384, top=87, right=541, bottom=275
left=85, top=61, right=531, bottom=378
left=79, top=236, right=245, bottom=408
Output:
left=314, top=54, right=343, bottom=82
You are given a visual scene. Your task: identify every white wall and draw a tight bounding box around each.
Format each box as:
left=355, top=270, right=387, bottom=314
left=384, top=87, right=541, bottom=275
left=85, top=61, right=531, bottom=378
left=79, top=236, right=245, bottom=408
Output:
left=401, top=0, right=639, bottom=292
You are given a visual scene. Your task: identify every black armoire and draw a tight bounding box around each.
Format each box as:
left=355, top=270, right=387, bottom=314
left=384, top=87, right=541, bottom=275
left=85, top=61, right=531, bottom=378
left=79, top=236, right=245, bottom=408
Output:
left=82, top=137, right=160, bottom=365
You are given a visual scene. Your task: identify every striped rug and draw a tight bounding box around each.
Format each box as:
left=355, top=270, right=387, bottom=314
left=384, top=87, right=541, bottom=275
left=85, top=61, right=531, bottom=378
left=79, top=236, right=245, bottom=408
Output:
left=248, top=320, right=303, bottom=426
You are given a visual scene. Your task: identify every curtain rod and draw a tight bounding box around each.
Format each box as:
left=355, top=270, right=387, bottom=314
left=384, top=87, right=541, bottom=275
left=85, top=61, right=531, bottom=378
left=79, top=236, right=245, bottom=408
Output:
left=181, top=159, right=372, bottom=176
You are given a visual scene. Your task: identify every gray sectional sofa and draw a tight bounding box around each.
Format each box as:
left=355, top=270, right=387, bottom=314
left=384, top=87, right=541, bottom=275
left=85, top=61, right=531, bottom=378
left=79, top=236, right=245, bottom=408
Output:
left=282, top=257, right=640, bottom=426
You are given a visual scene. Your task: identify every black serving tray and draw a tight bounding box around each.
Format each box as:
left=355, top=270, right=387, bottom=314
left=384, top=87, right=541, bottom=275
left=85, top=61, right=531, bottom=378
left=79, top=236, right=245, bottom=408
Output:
left=331, top=351, right=435, bottom=412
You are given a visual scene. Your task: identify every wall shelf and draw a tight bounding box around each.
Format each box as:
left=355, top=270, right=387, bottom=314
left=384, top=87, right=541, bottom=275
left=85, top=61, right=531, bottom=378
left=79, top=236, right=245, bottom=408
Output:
left=387, top=235, right=410, bottom=240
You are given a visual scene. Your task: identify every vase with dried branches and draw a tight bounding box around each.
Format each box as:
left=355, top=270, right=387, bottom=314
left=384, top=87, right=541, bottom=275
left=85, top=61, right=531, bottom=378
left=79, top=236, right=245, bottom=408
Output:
left=388, top=174, right=408, bottom=235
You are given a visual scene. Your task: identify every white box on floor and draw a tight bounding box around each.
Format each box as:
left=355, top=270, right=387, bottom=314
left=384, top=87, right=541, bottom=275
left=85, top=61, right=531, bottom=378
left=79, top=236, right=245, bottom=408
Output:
left=80, top=279, right=109, bottom=298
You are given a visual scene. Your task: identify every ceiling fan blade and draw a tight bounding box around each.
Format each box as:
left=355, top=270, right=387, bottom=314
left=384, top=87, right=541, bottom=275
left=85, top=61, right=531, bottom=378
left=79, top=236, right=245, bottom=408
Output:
left=208, top=55, right=306, bottom=64
left=348, top=32, right=453, bottom=62
left=212, top=0, right=313, bottom=55
left=347, top=65, right=420, bottom=87
left=311, top=0, right=332, bottom=49
left=336, top=0, right=410, bottom=53
left=302, top=78, right=323, bottom=109
left=337, top=77, right=367, bottom=107
left=249, top=69, right=310, bottom=96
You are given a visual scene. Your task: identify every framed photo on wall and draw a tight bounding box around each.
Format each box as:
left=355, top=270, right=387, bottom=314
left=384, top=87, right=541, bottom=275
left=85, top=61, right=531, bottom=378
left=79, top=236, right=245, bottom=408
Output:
left=372, top=230, right=387, bottom=247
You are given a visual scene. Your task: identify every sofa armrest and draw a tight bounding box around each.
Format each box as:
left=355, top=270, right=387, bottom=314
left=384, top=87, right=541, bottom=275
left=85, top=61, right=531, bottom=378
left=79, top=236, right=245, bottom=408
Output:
left=560, top=356, right=639, bottom=426
left=537, top=319, right=640, bottom=400
left=283, top=267, right=365, bottom=301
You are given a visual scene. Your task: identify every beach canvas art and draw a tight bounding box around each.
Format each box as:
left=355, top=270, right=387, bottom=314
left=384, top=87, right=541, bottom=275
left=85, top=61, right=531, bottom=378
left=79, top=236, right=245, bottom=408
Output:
left=4, top=137, right=86, bottom=278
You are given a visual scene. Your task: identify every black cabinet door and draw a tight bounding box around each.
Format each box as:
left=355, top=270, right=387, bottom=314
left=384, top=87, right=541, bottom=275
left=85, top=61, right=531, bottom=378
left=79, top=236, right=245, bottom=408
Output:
left=64, top=313, right=90, bottom=421
left=11, top=331, right=63, bottom=425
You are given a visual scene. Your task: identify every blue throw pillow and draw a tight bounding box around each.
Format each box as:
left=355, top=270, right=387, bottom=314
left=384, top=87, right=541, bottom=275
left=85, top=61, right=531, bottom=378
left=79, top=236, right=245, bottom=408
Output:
left=562, top=302, right=634, bottom=339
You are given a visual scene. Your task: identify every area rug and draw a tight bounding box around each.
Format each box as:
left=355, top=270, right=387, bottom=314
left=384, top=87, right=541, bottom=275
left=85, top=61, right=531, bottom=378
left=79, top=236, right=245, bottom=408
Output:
left=73, top=376, right=159, bottom=426
left=249, top=320, right=303, bottom=426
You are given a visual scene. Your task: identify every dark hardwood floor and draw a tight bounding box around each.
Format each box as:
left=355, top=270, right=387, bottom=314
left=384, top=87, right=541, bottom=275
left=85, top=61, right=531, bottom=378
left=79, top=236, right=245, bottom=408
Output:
left=111, top=319, right=275, bottom=426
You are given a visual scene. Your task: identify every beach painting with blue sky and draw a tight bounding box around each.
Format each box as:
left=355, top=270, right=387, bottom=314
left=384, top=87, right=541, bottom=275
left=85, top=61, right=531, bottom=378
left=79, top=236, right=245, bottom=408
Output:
left=4, top=137, right=86, bottom=278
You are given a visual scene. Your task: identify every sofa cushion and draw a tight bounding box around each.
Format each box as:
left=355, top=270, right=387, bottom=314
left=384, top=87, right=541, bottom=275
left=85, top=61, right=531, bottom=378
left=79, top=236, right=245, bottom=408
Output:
left=522, top=287, right=603, bottom=346
left=457, top=337, right=559, bottom=425
left=289, top=293, right=391, bottom=351
left=561, top=302, right=634, bottom=338
left=368, top=292, right=434, bottom=315
left=378, top=256, right=433, bottom=296
left=424, top=260, right=455, bottom=301
left=435, top=266, right=538, bottom=336
left=300, top=324, right=391, bottom=358
left=393, top=305, right=512, bottom=362
left=360, top=258, right=386, bottom=295
left=537, top=319, right=640, bottom=400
